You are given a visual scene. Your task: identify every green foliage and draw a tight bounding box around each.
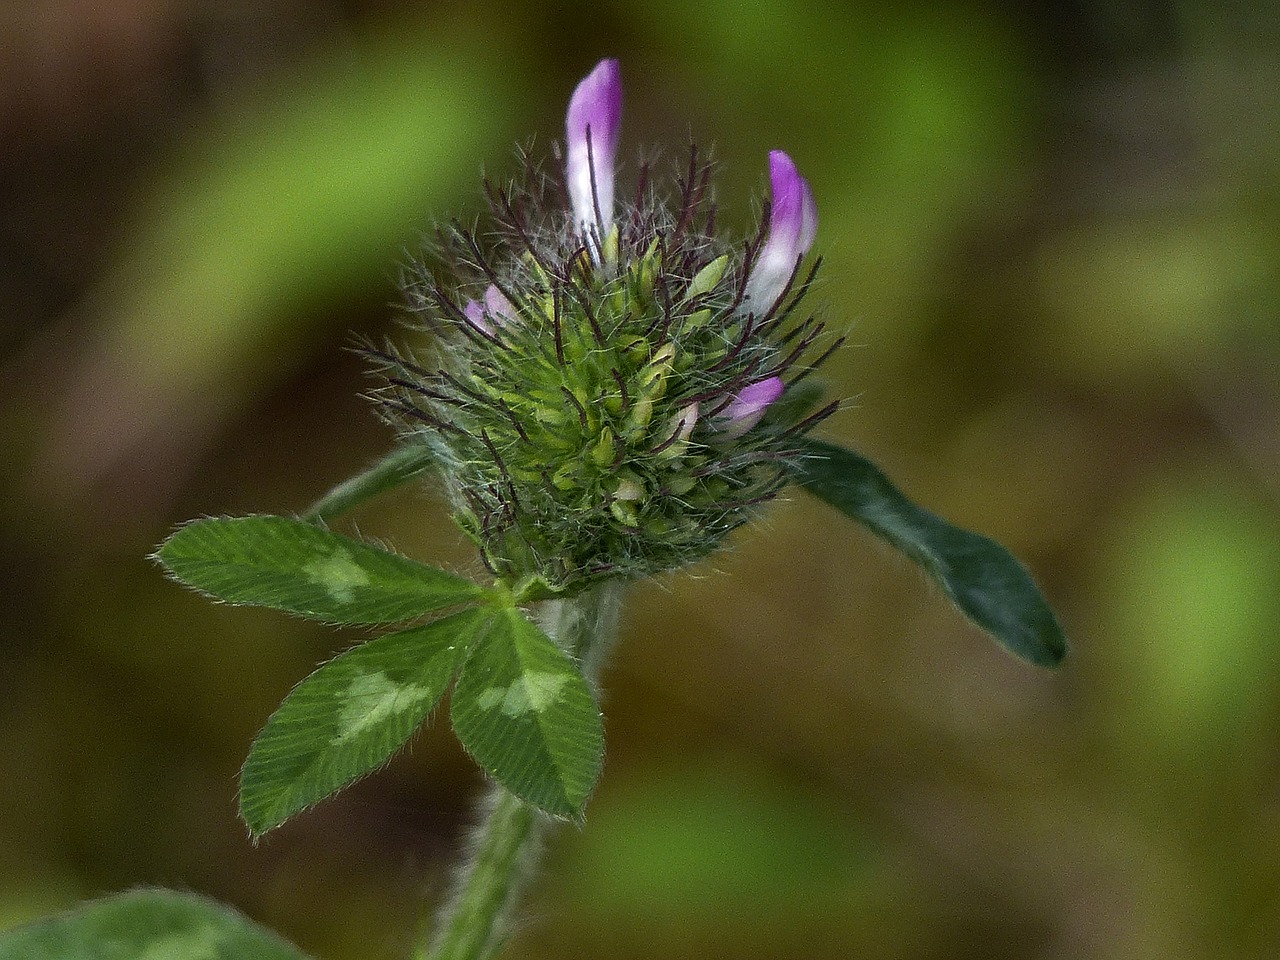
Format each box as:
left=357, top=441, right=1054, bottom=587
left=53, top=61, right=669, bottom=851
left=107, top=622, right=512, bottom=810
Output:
left=240, top=608, right=492, bottom=837
left=155, top=516, right=485, bottom=625
left=558, top=761, right=885, bottom=940
left=1102, top=480, right=1280, bottom=744
left=452, top=607, right=604, bottom=819
left=0, top=890, right=309, bottom=960
left=303, top=444, right=434, bottom=522
left=156, top=514, right=608, bottom=825
left=794, top=438, right=1067, bottom=667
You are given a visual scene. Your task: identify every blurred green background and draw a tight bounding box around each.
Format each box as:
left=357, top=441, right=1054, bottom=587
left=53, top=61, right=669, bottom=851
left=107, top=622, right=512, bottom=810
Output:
left=2, top=1, right=1278, bottom=958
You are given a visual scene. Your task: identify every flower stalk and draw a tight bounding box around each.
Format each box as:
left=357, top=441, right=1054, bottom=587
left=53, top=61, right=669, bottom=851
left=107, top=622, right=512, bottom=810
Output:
left=421, top=786, right=540, bottom=960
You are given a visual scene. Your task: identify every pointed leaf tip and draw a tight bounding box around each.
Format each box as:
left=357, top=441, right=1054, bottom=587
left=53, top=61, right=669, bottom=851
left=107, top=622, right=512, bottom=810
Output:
left=302, top=443, right=434, bottom=522
left=794, top=439, right=1068, bottom=667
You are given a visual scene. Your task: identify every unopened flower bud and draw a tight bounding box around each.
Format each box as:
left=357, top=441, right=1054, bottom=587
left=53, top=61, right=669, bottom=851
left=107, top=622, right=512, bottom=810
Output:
left=743, top=151, right=818, bottom=313
left=717, top=377, right=786, bottom=438
left=565, top=58, right=623, bottom=243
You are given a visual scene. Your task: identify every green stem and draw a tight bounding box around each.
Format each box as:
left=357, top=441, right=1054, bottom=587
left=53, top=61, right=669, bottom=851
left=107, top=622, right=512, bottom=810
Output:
left=421, top=582, right=625, bottom=960
left=421, top=786, right=540, bottom=960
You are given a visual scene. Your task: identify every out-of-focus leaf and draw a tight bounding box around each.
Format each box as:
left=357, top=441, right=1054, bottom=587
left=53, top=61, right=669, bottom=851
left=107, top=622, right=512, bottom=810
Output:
left=1103, top=480, right=1280, bottom=741
left=156, top=515, right=485, bottom=624
left=794, top=438, right=1067, bottom=667
left=39, top=31, right=518, bottom=503
left=0, top=889, right=310, bottom=959
left=452, top=607, right=604, bottom=819
left=240, top=607, right=491, bottom=837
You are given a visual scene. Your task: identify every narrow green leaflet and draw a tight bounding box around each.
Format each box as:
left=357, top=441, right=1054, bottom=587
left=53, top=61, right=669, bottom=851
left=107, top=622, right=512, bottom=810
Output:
left=303, top=443, right=434, bottom=522
left=0, top=889, right=310, bottom=960
left=156, top=515, right=485, bottom=624
left=241, top=607, right=493, bottom=837
left=451, top=607, right=604, bottom=819
left=793, top=438, right=1068, bottom=667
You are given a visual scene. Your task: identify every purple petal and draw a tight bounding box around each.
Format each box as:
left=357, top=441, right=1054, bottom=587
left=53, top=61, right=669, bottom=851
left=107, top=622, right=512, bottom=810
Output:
left=743, top=151, right=817, bottom=312
left=565, top=59, right=623, bottom=238
left=462, top=298, right=492, bottom=335
left=462, top=284, right=515, bottom=336
left=719, top=376, right=785, bottom=437
left=483, top=284, right=515, bottom=321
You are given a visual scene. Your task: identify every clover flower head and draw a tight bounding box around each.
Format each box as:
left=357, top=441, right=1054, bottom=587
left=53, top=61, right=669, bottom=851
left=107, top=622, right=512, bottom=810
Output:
left=377, top=60, right=841, bottom=591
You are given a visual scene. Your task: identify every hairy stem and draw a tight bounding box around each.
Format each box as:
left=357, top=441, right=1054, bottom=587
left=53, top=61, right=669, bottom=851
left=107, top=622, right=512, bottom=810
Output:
left=420, top=786, right=539, bottom=960
left=421, top=581, right=625, bottom=960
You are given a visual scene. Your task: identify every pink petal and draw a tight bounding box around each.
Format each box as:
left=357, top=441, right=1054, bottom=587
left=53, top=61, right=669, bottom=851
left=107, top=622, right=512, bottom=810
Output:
left=719, top=376, right=785, bottom=437
left=462, top=298, right=492, bottom=335
left=743, top=151, right=817, bottom=312
left=565, top=59, right=623, bottom=236
left=462, top=284, right=515, bottom=336
left=483, top=284, right=515, bottom=322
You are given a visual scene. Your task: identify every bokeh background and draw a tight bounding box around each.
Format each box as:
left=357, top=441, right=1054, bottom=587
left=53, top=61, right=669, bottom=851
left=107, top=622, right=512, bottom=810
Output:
left=2, top=1, right=1279, bottom=958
